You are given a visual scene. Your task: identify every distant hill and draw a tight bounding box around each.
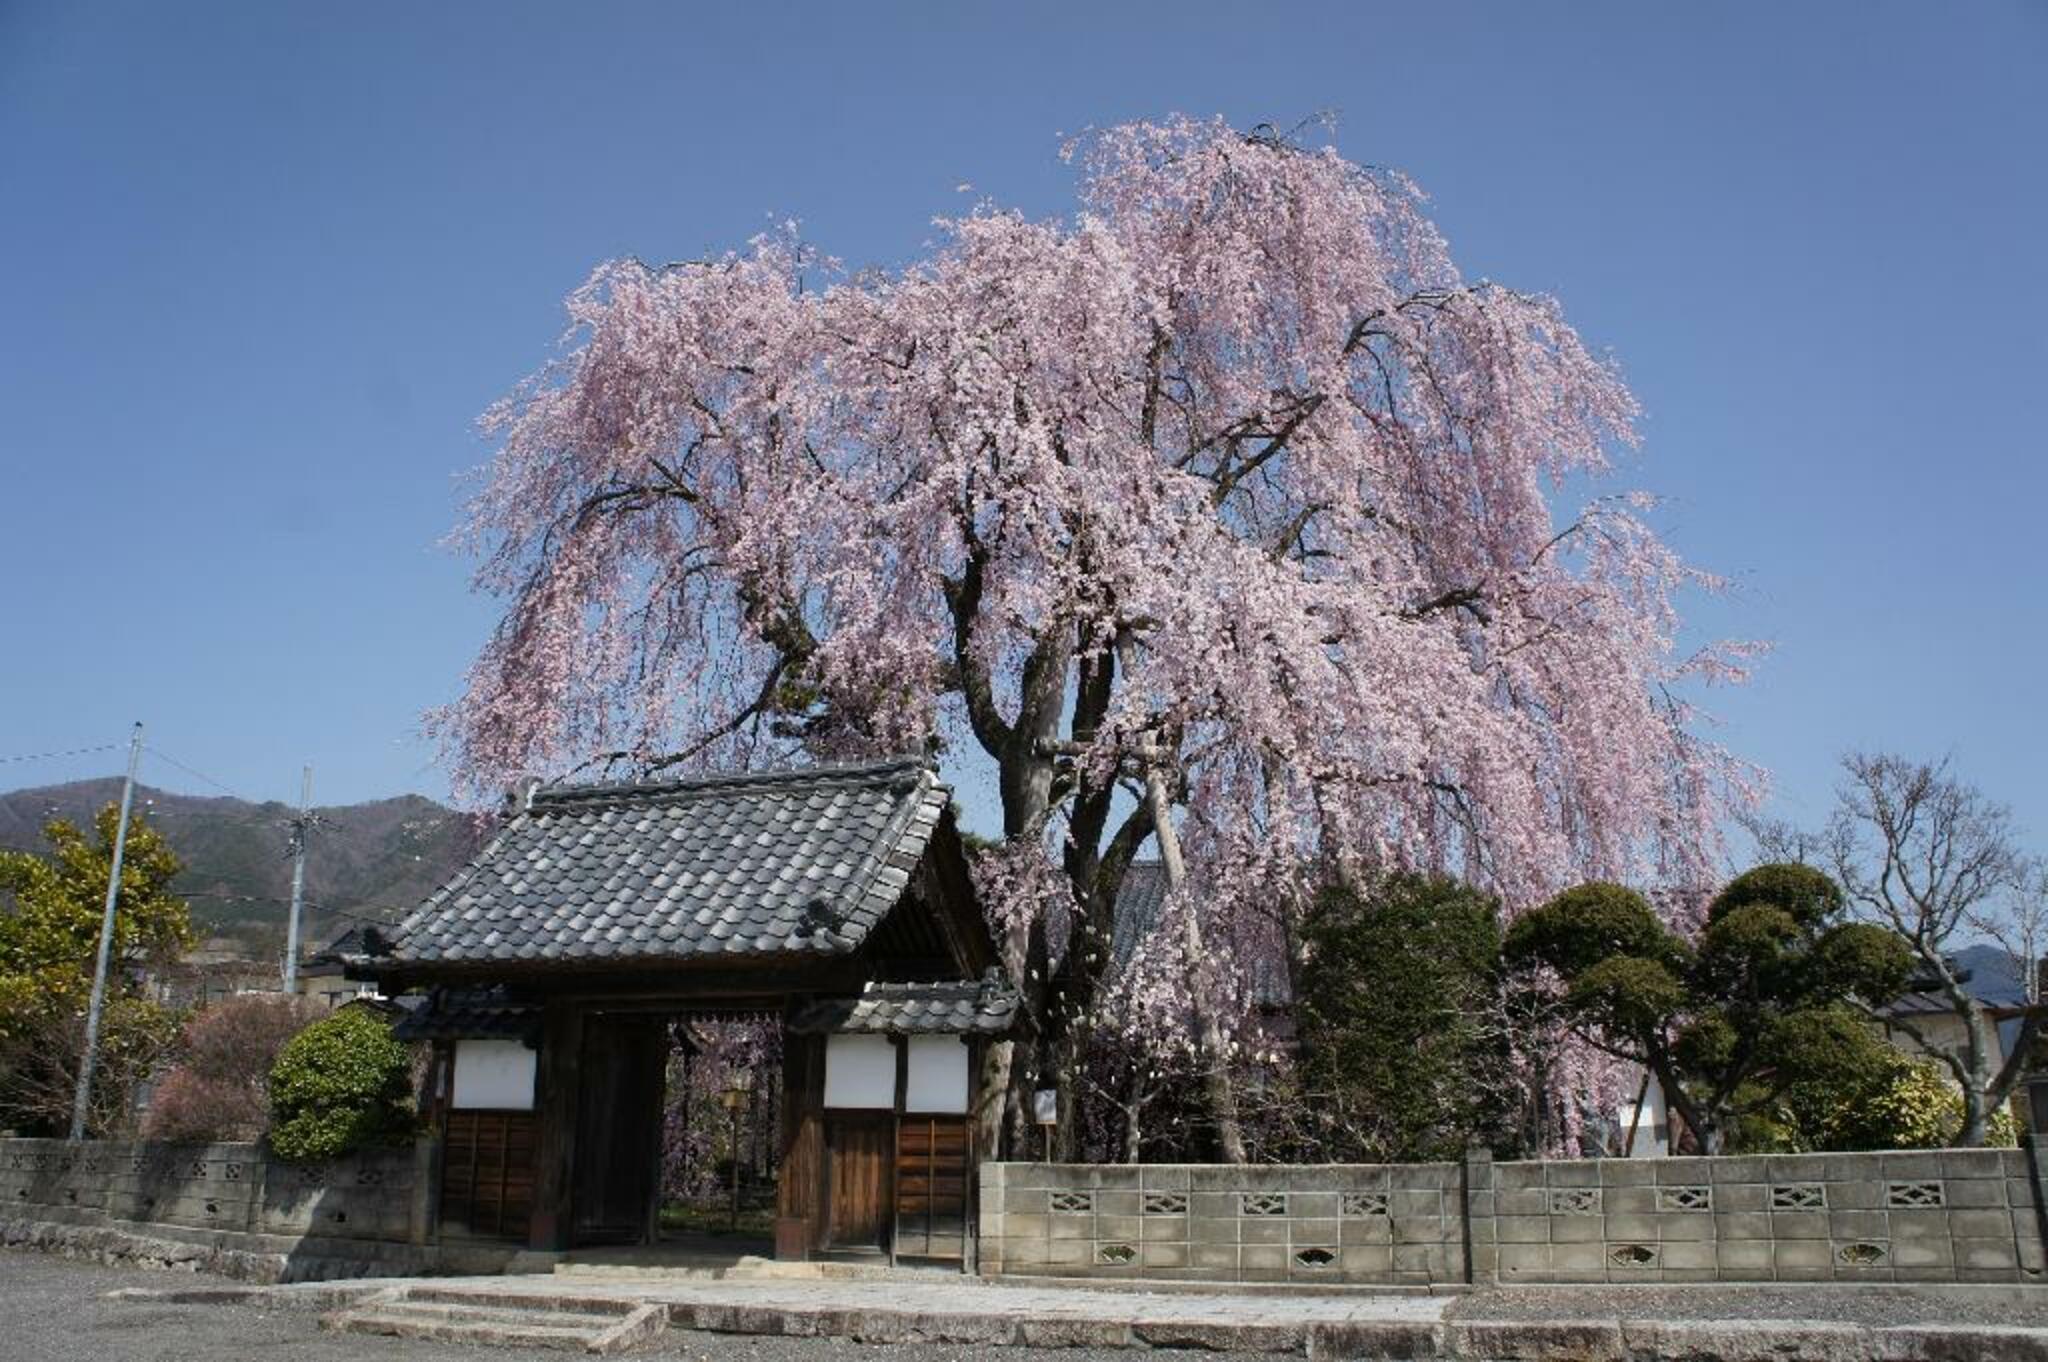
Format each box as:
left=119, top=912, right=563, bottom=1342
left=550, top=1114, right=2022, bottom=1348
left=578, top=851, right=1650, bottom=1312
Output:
left=0, top=779, right=482, bottom=957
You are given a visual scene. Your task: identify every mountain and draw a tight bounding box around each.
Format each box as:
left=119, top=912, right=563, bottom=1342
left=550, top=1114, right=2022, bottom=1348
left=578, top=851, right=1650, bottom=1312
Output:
left=1950, top=943, right=2029, bottom=1006
left=0, top=779, right=481, bottom=957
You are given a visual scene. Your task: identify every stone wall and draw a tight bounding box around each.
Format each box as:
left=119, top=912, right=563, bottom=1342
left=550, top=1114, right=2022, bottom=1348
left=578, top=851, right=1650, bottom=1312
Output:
left=0, top=1137, right=421, bottom=1242
left=981, top=1144, right=2048, bottom=1287
left=0, top=1135, right=545, bottom=1281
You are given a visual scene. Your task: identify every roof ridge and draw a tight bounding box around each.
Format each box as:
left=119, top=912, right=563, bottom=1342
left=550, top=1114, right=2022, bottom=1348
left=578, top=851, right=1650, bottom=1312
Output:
left=534, top=754, right=932, bottom=807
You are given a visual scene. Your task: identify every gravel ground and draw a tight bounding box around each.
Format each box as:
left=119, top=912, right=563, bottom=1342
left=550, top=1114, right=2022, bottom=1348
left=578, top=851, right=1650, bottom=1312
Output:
left=0, top=1250, right=1276, bottom=1362
left=1447, top=1281, right=2048, bottom=1328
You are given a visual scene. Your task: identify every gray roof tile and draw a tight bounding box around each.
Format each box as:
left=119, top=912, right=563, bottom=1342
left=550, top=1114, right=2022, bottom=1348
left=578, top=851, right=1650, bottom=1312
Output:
left=380, top=757, right=950, bottom=970
left=788, top=972, right=1021, bottom=1036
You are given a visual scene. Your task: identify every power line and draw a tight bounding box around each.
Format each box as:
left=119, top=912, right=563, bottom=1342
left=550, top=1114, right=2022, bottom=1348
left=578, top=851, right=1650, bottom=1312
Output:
left=0, top=742, right=122, bottom=765
left=141, top=745, right=258, bottom=803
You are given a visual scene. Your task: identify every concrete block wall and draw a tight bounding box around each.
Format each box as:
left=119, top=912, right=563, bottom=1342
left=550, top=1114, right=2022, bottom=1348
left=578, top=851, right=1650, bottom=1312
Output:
left=0, top=1137, right=421, bottom=1244
left=980, top=1162, right=1469, bottom=1287
left=1492, top=1148, right=2045, bottom=1285
left=982, top=1144, right=2048, bottom=1287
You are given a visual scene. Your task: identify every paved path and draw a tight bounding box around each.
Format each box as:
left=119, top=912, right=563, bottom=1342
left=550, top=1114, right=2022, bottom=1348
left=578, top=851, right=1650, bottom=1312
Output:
left=23, top=1244, right=2048, bottom=1360
left=0, top=1251, right=1279, bottom=1362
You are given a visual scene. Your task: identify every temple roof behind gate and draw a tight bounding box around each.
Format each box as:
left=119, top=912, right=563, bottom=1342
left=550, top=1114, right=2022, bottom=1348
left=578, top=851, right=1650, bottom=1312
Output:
left=373, top=757, right=955, bottom=970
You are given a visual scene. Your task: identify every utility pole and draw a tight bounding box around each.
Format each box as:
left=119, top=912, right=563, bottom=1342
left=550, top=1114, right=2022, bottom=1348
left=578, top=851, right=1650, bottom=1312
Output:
left=71, top=722, right=144, bottom=1142
left=282, top=765, right=312, bottom=994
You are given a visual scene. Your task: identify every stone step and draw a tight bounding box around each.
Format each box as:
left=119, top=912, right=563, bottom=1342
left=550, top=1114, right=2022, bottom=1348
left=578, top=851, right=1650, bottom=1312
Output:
left=402, top=1285, right=644, bottom=1315
left=326, top=1308, right=600, bottom=1351
left=322, top=1292, right=666, bottom=1354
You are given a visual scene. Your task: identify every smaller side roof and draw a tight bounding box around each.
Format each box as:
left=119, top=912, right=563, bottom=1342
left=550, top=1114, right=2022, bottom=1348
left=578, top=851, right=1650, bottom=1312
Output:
left=788, top=971, right=1021, bottom=1036
left=390, top=988, right=537, bottom=1044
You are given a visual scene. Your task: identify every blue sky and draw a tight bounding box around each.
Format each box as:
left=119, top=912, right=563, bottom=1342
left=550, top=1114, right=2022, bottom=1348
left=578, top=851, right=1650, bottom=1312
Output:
left=0, top=2, right=2042, bottom=856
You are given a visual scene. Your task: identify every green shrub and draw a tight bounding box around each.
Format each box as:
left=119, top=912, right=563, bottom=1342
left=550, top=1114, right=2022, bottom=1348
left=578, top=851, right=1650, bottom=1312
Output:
left=1783, top=1052, right=2018, bottom=1151
left=266, top=1007, right=416, bottom=1161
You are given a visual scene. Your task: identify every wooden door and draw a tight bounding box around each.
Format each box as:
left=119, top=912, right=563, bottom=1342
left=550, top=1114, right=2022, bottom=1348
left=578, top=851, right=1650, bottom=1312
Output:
left=571, top=1014, right=669, bottom=1245
left=440, top=1109, right=537, bottom=1241
left=892, top=1115, right=970, bottom=1258
left=824, top=1112, right=892, bottom=1249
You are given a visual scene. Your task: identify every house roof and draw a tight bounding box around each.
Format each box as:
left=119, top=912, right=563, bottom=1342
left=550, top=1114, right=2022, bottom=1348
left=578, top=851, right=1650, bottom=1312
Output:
left=787, top=973, right=1021, bottom=1035
left=1110, top=861, right=1291, bottom=1008
left=373, top=757, right=951, bottom=971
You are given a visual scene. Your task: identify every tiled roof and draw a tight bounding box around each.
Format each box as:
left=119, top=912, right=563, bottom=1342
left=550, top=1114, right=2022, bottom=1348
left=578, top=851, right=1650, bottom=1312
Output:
left=788, top=973, right=1020, bottom=1035
left=1109, top=861, right=1290, bottom=1008
left=377, top=757, right=950, bottom=969
left=390, top=988, right=536, bottom=1043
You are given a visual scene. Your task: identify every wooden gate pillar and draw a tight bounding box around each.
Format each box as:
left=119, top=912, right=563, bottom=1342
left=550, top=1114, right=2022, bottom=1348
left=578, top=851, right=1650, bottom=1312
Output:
left=528, top=998, right=584, bottom=1251
left=775, top=1032, right=825, bottom=1259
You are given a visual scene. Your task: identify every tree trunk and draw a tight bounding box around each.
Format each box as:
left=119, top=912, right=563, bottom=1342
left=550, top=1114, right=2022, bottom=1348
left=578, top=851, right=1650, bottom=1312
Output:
left=1139, top=757, right=1247, bottom=1163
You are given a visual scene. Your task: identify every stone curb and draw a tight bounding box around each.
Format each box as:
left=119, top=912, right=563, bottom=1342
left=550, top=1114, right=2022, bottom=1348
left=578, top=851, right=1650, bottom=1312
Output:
left=666, top=1304, right=2048, bottom=1360
left=95, top=1276, right=2048, bottom=1360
